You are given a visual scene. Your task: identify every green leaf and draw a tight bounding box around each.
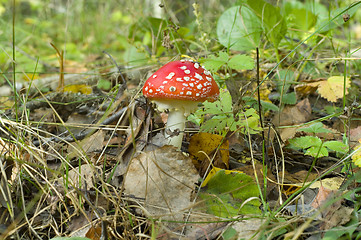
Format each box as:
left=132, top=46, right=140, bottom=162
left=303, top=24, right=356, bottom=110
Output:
left=298, top=122, right=331, bottom=134
left=243, top=96, right=279, bottom=112
left=246, top=0, right=287, bottom=48
left=194, top=90, right=261, bottom=134
left=201, top=52, right=229, bottom=72
left=260, top=100, right=279, bottom=112
left=274, top=69, right=295, bottom=93
left=305, top=146, right=328, bottom=158
left=288, top=136, right=322, bottom=149
left=217, top=6, right=262, bottom=51
left=317, top=4, right=361, bottom=33
left=228, top=54, right=254, bottom=70
left=324, top=141, right=349, bottom=154
left=97, top=79, right=112, bottom=90
left=123, top=45, right=148, bottom=66
left=200, top=170, right=261, bottom=218
left=280, top=92, right=296, bottom=105
left=222, top=227, right=238, bottom=240
left=283, top=2, right=317, bottom=31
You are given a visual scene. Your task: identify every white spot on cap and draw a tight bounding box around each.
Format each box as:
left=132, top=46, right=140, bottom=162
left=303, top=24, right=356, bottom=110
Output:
left=163, top=81, right=168, bottom=84
left=152, top=75, right=157, bottom=78
left=176, top=78, right=183, bottom=82
left=180, top=92, right=184, bottom=95
left=194, top=63, right=199, bottom=69
left=159, top=85, right=164, bottom=89
left=144, top=86, right=148, bottom=91
left=184, top=77, right=190, bottom=81
left=169, top=86, right=176, bottom=92
left=204, top=70, right=211, bottom=75
left=166, top=72, right=175, bottom=79
left=184, top=69, right=190, bottom=74
left=206, top=76, right=212, bottom=81
left=195, top=72, right=203, bottom=80
left=189, top=83, right=194, bottom=87
left=149, top=89, right=153, bottom=93
left=186, top=91, right=192, bottom=96
left=197, top=84, right=203, bottom=89
left=196, top=93, right=200, bottom=96
left=180, top=66, right=187, bottom=70
left=182, top=83, right=188, bottom=87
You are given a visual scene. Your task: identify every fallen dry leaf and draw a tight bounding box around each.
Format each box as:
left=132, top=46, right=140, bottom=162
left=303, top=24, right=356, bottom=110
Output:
left=68, top=130, right=105, bottom=159
left=309, top=76, right=350, bottom=102
left=350, top=126, right=361, bottom=143
left=295, top=76, right=350, bottom=102
left=188, top=132, right=229, bottom=176
left=231, top=218, right=263, bottom=239
left=311, top=186, right=334, bottom=209
left=185, top=222, right=228, bottom=239
left=66, top=164, right=99, bottom=190
left=63, top=84, right=93, bottom=94
left=123, top=146, right=199, bottom=230
left=294, top=82, right=319, bottom=98
left=273, top=98, right=312, bottom=141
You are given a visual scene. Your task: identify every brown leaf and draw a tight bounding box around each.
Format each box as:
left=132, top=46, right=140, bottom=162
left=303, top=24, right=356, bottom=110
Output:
left=188, top=132, right=229, bottom=177
left=310, top=76, right=350, bottom=102
left=85, top=225, right=102, bottom=240
left=273, top=98, right=312, bottom=141
left=294, top=83, right=319, bottom=98
left=350, top=126, right=361, bottom=143
left=311, top=186, right=333, bottom=208
left=310, top=188, right=353, bottom=230
left=123, top=146, right=199, bottom=230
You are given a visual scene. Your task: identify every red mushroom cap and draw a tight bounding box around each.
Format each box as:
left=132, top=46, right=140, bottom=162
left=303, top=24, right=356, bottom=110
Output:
left=143, top=60, right=219, bottom=103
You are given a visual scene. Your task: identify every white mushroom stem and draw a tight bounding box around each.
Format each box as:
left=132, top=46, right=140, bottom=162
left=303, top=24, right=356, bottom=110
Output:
left=153, top=99, right=199, bottom=150
left=165, top=109, right=186, bottom=150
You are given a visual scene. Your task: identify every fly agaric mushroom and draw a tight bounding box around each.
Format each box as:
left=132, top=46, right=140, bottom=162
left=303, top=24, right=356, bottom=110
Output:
left=143, top=60, right=220, bottom=149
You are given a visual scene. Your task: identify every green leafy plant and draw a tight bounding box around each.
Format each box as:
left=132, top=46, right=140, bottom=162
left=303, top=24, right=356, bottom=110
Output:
left=273, top=70, right=297, bottom=105
left=191, top=90, right=262, bottom=134
left=199, top=169, right=261, bottom=218
left=216, top=5, right=262, bottom=51
left=217, top=0, right=287, bottom=61
left=246, top=0, right=287, bottom=54
left=288, top=122, right=348, bottom=158
left=200, top=51, right=254, bottom=72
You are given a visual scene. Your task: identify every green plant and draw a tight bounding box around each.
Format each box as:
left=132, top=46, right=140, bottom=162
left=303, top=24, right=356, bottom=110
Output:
left=191, top=89, right=262, bottom=135
left=217, top=0, right=287, bottom=61
left=200, top=51, right=254, bottom=72
left=288, top=122, right=348, bottom=158
left=273, top=69, right=297, bottom=105
left=199, top=169, right=261, bottom=218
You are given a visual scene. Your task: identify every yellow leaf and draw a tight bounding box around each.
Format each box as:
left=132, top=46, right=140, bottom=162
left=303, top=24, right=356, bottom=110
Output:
left=201, top=167, right=243, bottom=187
left=63, top=84, right=92, bottom=94
left=291, top=176, right=343, bottom=190
left=352, top=140, right=361, bottom=167
left=188, top=132, right=229, bottom=171
left=22, top=73, right=39, bottom=81
left=317, top=76, right=350, bottom=102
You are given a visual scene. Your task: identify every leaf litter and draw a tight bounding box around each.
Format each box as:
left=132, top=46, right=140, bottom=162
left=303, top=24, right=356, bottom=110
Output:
left=2, top=2, right=361, bottom=238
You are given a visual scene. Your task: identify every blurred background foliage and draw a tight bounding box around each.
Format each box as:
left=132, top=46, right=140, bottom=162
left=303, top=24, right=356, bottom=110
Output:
left=0, top=0, right=360, bottom=84
left=0, top=0, right=236, bottom=76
